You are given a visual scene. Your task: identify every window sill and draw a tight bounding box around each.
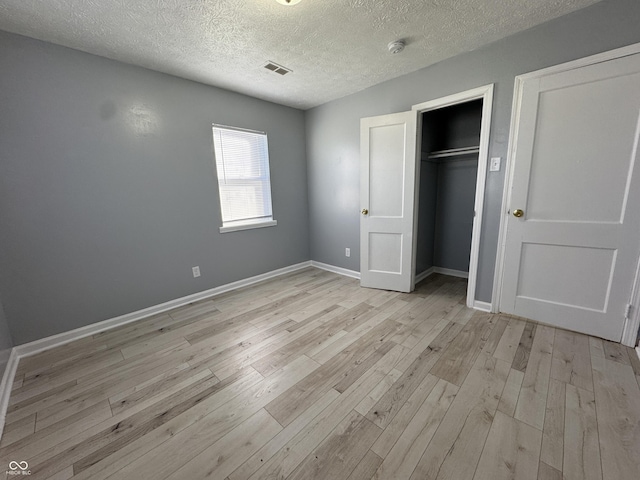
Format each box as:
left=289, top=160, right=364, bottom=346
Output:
left=219, top=219, right=278, bottom=233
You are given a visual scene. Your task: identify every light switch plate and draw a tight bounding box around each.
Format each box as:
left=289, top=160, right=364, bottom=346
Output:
left=490, top=157, right=501, bottom=172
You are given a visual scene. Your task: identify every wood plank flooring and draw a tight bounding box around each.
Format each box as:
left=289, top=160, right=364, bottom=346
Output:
left=1, top=268, right=639, bottom=479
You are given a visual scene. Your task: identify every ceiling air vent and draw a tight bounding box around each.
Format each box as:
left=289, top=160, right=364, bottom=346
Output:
left=263, top=61, right=292, bottom=76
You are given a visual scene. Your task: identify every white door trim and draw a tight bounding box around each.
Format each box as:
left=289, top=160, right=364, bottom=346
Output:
left=622, top=254, right=640, bottom=346
left=412, top=84, right=494, bottom=311
left=493, top=41, right=640, bottom=346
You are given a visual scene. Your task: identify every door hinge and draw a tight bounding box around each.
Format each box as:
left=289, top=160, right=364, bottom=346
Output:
left=624, top=303, right=633, bottom=319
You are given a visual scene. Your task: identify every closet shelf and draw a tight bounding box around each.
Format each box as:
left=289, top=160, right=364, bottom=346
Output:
left=427, top=146, right=480, bottom=159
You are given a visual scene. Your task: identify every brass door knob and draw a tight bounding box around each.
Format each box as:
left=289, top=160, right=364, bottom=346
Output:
left=513, top=209, right=524, bottom=218
left=361, top=208, right=369, bottom=215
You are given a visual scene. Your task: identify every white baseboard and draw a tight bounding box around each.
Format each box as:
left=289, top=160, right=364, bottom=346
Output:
left=433, top=267, right=469, bottom=279
left=0, top=348, right=19, bottom=441
left=15, top=261, right=313, bottom=359
left=308, top=262, right=468, bottom=283
left=310, top=261, right=360, bottom=280
left=473, top=301, right=493, bottom=312
left=415, top=267, right=468, bottom=283
left=415, top=267, right=435, bottom=284
left=636, top=346, right=640, bottom=362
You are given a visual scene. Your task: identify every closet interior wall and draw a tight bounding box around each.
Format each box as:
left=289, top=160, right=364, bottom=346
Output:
left=416, top=100, right=483, bottom=278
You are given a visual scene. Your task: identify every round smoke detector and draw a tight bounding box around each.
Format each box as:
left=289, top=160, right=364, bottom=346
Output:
left=388, top=40, right=405, bottom=54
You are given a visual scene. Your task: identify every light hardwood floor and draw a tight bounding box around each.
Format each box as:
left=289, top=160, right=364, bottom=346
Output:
left=1, top=268, right=639, bottom=479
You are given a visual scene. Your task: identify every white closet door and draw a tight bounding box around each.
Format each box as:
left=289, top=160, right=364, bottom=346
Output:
left=360, top=111, right=417, bottom=292
left=500, top=52, right=640, bottom=341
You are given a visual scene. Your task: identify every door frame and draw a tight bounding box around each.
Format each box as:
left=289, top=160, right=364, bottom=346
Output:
left=624, top=257, right=640, bottom=346
left=411, top=84, right=494, bottom=310
left=493, top=42, right=640, bottom=346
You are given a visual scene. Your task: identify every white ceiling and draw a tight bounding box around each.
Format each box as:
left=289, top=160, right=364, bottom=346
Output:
left=0, top=0, right=601, bottom=109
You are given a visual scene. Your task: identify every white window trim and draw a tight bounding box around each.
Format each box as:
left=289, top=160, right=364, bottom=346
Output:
left=212, top=123, right=277, bottom=233
left=219, top=218, right=277, bottom=233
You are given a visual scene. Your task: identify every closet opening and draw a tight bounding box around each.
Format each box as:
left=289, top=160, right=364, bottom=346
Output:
left=411, top=86, right=493, bottom=310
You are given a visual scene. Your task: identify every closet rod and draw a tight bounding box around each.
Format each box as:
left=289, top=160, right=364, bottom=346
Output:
left=428, top=146, right=479, bottom=159
left=421, top=157, right=478, bottom=164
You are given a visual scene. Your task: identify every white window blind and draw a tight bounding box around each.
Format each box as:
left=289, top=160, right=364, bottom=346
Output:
left=212, top=125, right=274, bottom=228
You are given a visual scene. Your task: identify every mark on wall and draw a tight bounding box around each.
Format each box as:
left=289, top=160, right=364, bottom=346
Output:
left=127, top=103, right=159, bottom=136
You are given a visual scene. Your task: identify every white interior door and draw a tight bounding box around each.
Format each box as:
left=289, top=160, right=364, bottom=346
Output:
left=501, top=52, right=640, bottom=341
left=360, top=111, right=417, bottom=292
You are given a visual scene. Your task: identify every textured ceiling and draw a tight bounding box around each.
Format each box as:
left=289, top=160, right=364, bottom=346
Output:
left=0, top=0, right=601, bottom=109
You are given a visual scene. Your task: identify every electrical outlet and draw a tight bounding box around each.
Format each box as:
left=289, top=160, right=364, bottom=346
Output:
left=345, top=248, right=350, bottom=257
left=192, top=266, right=201, bottom=278
left=490, top=157, right=501, bottom=172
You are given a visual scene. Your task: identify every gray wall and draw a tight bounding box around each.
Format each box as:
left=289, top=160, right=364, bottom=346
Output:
left=0, top=300, right=12, bottom=378
left=415, top=112, right=438, bottom=276
left=415, top=161, right=437, bottom=276
left=433, top=159, right=478, bottom=272
left=305, top=0, right=640, bottom=302
left=0, top=31, right=310, bottom=345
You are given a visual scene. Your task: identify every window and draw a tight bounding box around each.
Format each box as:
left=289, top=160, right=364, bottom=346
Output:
left=212, top=124, right=277, bottom=233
